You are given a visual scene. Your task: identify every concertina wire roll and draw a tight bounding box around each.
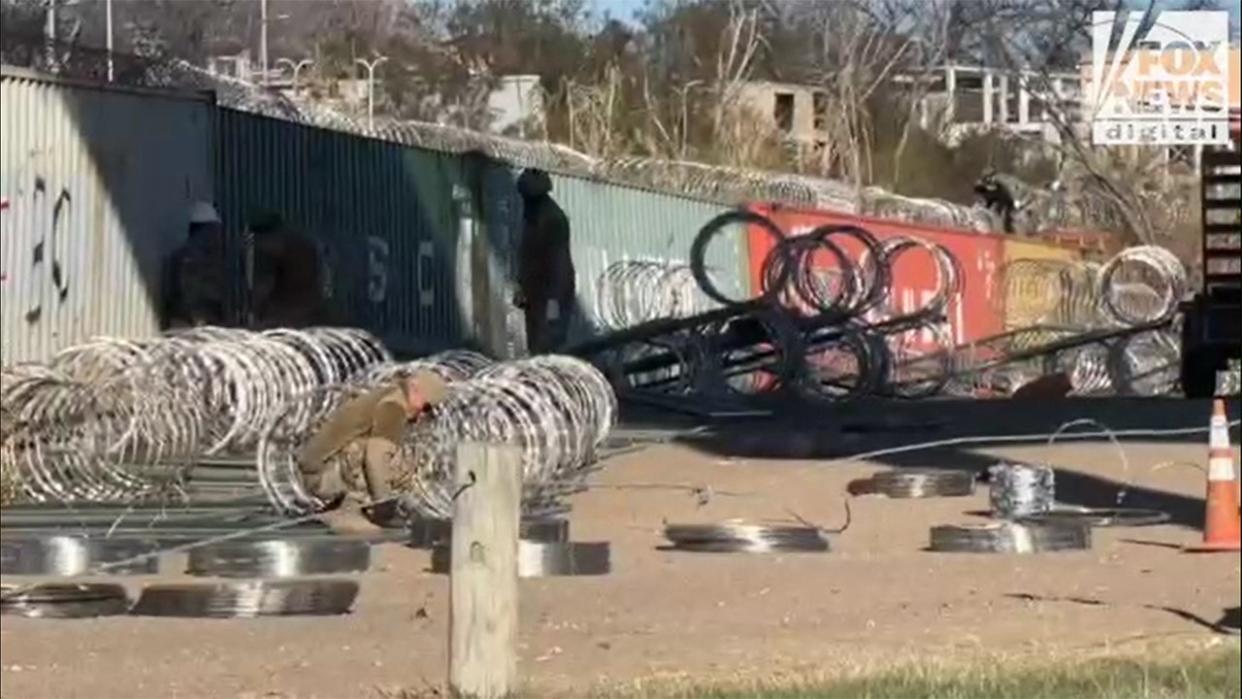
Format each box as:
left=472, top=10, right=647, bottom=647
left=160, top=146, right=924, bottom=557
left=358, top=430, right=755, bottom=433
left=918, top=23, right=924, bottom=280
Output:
left=593, top=211, right=1191, bottom=401
left=257, top=353, right=618, bottom=520
left=1, top=327, right=390, bottom=504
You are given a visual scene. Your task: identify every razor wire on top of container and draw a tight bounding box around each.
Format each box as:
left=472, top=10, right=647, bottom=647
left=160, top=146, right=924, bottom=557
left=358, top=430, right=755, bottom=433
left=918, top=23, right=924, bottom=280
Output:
left=0, top=327, right=391, bottom=505
left=257, top=355, right=617, bottom=519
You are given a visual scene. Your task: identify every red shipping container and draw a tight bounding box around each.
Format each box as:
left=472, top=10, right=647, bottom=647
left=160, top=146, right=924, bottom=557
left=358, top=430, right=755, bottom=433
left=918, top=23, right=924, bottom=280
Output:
left=745, top=203, right=1004, bottom=348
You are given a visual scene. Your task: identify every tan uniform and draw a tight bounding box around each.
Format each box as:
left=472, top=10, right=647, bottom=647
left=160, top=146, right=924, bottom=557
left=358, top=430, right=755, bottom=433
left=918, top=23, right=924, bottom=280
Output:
left=297, top=384, right=408, bottom=510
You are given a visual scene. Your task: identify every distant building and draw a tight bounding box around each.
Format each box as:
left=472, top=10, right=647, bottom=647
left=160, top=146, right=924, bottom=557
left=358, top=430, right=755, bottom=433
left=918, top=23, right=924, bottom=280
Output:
left=737, top=80, right=830, bottom=149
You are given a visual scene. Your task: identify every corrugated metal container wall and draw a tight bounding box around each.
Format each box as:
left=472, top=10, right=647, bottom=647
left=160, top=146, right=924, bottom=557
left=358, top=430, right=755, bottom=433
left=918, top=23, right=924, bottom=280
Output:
left=479, top=163, right=746, bottom=356
left=1000, top=237, right=1086, bottom=330
left=747, top=203, right=1005, bottom=347
left=0, top=68, right=213, bottom=365
left=214, top=108, right=466, bottom=353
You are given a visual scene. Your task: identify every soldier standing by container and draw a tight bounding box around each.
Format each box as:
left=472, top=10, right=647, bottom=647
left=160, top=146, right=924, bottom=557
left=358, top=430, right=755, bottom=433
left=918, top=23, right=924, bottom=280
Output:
left=514, top=168, right=576, bottom=354
left=249, top=209, right=327, bottom=328
left=296, top=371, right=448, bottom=534
left=162, top=201, right=226, bottom=329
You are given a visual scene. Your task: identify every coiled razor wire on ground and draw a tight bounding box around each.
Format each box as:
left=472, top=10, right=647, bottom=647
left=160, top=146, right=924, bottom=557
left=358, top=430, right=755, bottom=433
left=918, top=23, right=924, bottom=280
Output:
left=663, top=521, right=831, bottom=553
left=928, top=522, right=1092, bottom=553
left=863, top=470, right=978, bottom=498
left=0, top=583, right=131, bottom=619
left=129, top=580, right=359, bottom=618
left=0, top=536, right=161, bottom=576
left=0, top=327, right=390, bottom=505
left=185, top=538, right=371, bottom=578
left=409, top=516, right=570, bottom=548
left=429, top=541, right=612, bottom=577
left=989, top=463, right=1057, bottom=519
left=258, top=354, right=617, bottom=520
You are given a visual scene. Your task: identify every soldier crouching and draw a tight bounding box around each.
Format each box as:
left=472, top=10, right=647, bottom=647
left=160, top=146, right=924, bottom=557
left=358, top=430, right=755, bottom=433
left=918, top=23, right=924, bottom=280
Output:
left=296, top=370, right=448, bottom=535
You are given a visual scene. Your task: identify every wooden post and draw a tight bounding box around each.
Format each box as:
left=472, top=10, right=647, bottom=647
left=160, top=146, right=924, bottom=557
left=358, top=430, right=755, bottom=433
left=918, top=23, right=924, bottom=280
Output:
left=450, top=442, right=522, bottom=699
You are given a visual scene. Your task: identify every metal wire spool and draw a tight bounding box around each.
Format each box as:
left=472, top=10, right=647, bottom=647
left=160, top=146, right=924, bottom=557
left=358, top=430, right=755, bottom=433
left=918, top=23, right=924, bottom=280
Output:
left=929, top=522, right=1091, bottom=553
left=594, top=260, right=716, bottom=330
left=663, top=521, right=830, bottom=553
left=868, top=469, right=977, bottom=498
left=691, top=209, right=788, bottom=307
left=130, top=580, right=360, bottom=618
left=1016, top=507, right=1170, bottom=528
left=0, top=536, right=161, bottom=576
left=409, top=517, right=569, bottom=548
left=989, top=463, right=1056, bottom=518
left=1097, top=246, right=1186, bottom=326
left=0, top=583, right=131, bottom=618
left=429, top=541, right=611, bottom=577
left=185, top=538, right=371, bottom=578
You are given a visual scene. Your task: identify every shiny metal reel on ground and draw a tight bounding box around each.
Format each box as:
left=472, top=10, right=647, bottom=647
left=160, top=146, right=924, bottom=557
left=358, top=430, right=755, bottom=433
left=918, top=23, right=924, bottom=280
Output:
left=928, top=522, right=1091, bottom=553
left=0, top=536, right=161, bottom=575
left=866, top=469, right=977, bottom=498
left=409, top=517, right=569, bottom=548
left=663, top=521, right=830, bottom=553
left=1015, top=507, right=1170, bottom=528
left=0, top=582, right=131, bottom=618
left=429, top=541, right=611, bottom=577
left=185, top=538, right=372, bottom=578
left=130, top=579, right=360, bottom=618
left=989, top=463, right=1055, bottom=518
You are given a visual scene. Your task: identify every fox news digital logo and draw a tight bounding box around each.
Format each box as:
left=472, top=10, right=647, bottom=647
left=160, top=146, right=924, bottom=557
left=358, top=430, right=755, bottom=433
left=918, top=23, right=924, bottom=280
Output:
left=1090, top=11, right=1231, bottom=145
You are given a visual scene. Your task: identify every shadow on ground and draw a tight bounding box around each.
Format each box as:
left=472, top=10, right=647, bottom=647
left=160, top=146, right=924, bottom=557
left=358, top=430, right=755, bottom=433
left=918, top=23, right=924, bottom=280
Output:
left=610, top=397, right=1240, bottom=532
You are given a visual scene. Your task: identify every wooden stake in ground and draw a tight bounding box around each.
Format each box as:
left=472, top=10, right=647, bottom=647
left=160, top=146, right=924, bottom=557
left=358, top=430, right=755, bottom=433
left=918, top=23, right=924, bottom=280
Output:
left=449, top=442, right=522, bottom=699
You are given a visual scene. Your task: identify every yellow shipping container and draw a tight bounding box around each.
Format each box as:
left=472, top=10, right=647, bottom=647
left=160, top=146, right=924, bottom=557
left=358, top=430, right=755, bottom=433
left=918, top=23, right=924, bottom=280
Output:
left=999, top=239, right=1088, bottom=330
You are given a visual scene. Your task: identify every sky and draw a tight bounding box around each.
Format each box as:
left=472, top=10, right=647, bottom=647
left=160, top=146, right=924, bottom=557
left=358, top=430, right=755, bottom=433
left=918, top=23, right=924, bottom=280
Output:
left=590, top=0, right=1241, bottom=39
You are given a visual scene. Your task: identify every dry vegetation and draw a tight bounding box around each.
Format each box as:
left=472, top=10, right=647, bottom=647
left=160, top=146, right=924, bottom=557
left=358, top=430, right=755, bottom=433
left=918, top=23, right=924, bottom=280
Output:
left=3, top=0, right=1224, bottom=256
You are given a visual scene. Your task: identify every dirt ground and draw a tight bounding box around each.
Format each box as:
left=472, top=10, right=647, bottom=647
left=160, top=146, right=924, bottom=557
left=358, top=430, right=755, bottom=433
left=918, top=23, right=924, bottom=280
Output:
left=2, top=401, right=1241, bottom=698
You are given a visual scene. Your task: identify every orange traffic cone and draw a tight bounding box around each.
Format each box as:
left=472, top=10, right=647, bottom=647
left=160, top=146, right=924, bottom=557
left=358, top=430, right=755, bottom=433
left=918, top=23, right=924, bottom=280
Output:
left=1185, top=400, right=1241, bottom=552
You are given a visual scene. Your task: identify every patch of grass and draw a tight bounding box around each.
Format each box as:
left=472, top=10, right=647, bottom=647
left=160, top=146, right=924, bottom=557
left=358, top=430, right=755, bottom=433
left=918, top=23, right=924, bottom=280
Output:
left=605, top=645, right=1241, bottom=699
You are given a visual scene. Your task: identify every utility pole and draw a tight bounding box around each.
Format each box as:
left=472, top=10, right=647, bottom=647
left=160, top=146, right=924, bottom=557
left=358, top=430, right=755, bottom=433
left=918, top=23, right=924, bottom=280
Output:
left=45, top=0, right=56, bottom=42
left=276, top=58, right=314, bottom=95
left=260, top=0, right=269, bottom=85
left=355, top=56, right=388, bottom=130
left=105, top=0, right=114, bottom=82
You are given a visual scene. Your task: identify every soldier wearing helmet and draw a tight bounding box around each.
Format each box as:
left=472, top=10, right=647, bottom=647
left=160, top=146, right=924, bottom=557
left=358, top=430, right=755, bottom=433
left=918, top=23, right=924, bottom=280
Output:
left=296, top=370, right=449, bottom=534
left=162, top=201, right=226, bottom=328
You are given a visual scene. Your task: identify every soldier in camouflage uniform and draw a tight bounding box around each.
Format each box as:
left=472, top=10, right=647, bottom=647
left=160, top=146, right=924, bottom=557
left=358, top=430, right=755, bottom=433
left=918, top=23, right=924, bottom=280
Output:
left=162, top=202, right=226, bottom=328
left=514, top=168, right=576, bottom=354
left=296, top=370, right=448, bottom=535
